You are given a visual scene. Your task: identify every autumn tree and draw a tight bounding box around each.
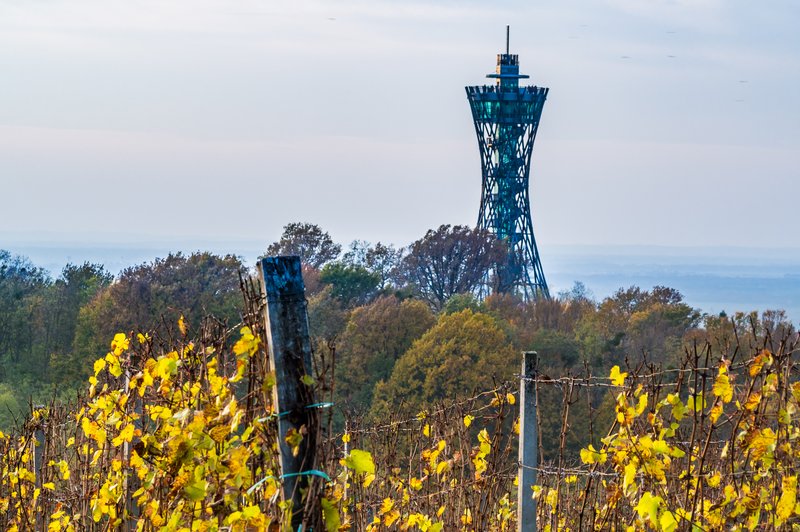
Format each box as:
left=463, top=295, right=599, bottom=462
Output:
left=0, top=250, right=49, bottom=364
left=319, top=262, right=380, bottom=307
left=399, top=225, right=506, bottom=310
left=575, top=285, right=700, bottom=369
left=342, top=241, right=403, bottom=289
left=73, top=252, right=244, bottom=367
left=41, top=263, right=113, bottom=384
left=266, top=222, right=341, bottom=269
left=0, top=254, right=113, bottom=425
left=336, top=295, right=435, bottom=412
left=441, top=293, right=483, bottom=315
left=370, top=309, right=517, bottom=419
left=45, top=263, right=113, bottom=355
left=307, top=286, right=349, bottom=342
left=697, top=309, right=794, bottom=360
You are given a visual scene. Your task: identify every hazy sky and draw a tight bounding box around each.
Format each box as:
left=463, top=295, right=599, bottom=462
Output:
left=1, top=0, right=798, bottom=251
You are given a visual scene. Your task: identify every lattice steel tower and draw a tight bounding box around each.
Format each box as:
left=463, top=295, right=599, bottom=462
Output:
left=466, top=26, right=550, bottom=300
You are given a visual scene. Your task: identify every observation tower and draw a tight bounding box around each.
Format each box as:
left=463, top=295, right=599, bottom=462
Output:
left=466, top=26, right=550, bottom=300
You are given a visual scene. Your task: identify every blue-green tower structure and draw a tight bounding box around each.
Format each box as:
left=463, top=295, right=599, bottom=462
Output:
left=466, top=26, right=550, bottom=300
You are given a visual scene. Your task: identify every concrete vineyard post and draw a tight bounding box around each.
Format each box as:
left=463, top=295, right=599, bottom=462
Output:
left=518, top=351, right=538, bottom=531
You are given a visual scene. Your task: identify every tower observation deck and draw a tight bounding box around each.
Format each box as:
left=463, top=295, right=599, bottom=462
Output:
left=465, top=26, right=550, bottom=300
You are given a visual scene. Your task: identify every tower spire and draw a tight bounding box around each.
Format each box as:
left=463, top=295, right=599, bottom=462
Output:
left=506, top=25, right=510, bottom=55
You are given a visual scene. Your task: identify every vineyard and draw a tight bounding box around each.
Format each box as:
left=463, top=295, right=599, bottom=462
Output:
left=0, top=277, right=798, bottom=531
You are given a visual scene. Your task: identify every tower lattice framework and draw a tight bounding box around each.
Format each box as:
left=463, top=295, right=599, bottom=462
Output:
left=465, top=27, right=550, bottom=300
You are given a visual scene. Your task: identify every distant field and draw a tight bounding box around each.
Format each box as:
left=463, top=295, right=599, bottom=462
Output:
left=6, top=240, right=799, bottom=322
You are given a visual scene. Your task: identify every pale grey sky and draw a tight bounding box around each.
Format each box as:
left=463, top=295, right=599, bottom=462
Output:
left=1, top=0, right=798, bottom=251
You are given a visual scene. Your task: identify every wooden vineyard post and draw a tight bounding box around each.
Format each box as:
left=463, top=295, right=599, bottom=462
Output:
left=518, top=351, right=538, bottom=532
left=259, top=256, right=317, bottom=529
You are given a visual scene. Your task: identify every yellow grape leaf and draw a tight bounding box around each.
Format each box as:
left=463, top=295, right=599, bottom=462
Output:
left=623, top=463, right=636, bottom=491
left=380, top=498, right=394, bottom=515
left=776, top=475, right=797, bottom=522
left=723, top=484, right=736, bottom=504
left=749, top=350, right=771, bottom=377
left=463, top=415, right=474, bottom=428
left=687, top=393, right=706, bottom=412
left=545, top=488, right=558, bottom=508
left=209, top=424, right=229, bottom=443
left=423, top=423, right=430, bottom=437
left=111, top=332, right=129, bottom=353
left=184, top=480, right=207, bottom=501
left=669, top=446, right=686, bottom=458
left=242, top=505, right=262, bottom=520
left=321, top=497, right=341, bottom=532
left=659, top=510, right=677, bottom=532
left=709, top=402, right=723, bottom=423
left=635, top=393, right=648, bottom=416
left=634, top=492, right=661, bottom=524
left=610, top=365, right=628, bottom=386
left=666, top=393, right=687, bottom=421
left=178, top=315, right=187, bottom=336
left=407, top=514, right=422, bottom=527
left=652, top=440, right=669, bottom=455
left=343, top=449, right=375, bottom=475
left=506, top=393, right=516, bottom=405
left=111, top=423, right=135, bottom=447
left=108, top=359, right=122, bottom=378
left=384, top=509, right=401, bottom=527
left=285, top=428, right=303, bottom=456
left=57, top=459, right=70, bottom=480
left=580, top=444, right=607, bottom=465
left=712, top=367, right=733, bottom=403
left=233, top=326, right=260, bottom=356
left=749, top=428, right=777, bottom=464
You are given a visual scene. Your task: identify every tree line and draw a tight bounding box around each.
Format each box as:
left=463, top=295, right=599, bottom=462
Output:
left=0, top=222, right=794, bottom=455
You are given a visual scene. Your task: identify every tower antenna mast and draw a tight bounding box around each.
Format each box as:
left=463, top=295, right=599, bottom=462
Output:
left=506, top=25, right=510, bottom=55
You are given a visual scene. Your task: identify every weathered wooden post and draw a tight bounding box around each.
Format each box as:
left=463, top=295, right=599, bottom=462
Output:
left=518, top=351, right=538, bottom=532
left=259, top=256, right=317, bottom=529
